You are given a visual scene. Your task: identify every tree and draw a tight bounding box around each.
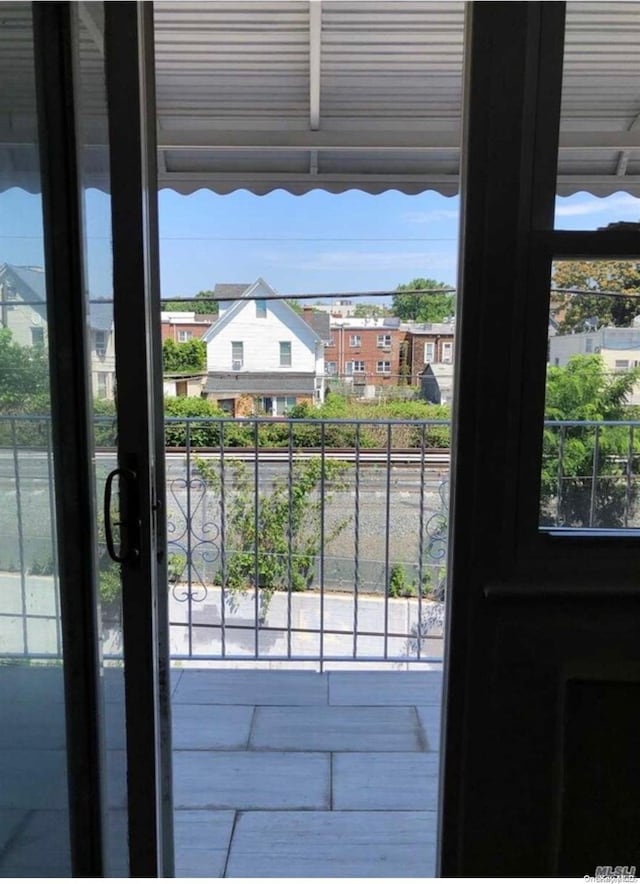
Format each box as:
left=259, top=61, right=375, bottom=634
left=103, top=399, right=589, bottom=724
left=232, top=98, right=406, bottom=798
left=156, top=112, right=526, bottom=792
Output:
left=162, top=290, right=218, bottom=315
left=162, top=338, right=206, bottom=373
left=552, top=260, right=640, bottom=332
left=354, top=303, right=386, bottom=319
left=0, top=328, right=49, bottom=412
left=541, top=354, right=640, bottom=527
left=392, top=278, right=455, bottom=322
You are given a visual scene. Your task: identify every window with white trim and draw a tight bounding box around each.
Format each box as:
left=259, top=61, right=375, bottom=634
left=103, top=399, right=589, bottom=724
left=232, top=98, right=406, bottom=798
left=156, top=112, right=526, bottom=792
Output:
left=94, top=330, right=107, bottom=357
left=31, top=327, right=44, bottom=346
left=177, top=329, right=192, bottom=342
left=279, top=341, right=292, bottom=367
left=349, top=334, right=361, bottom=347
left=256, top=299, right=267, bottom=318
left=231, top=341, right=244, bottom=369
left=326, top=361, right=337, bottom=376
left=377, top=334, right=392, bottom=348
left=424, top=341, right=435, bottom=363
left=441, top=341, right=453, bottom=362
left=345, top=360, right=365, bottom=374
left=376, top=360, right=391, bottom=374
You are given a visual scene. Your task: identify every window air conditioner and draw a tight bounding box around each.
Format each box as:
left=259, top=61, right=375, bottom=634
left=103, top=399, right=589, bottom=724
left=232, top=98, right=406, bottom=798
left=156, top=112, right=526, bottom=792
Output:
left=232, top=359, right=243, bottom=371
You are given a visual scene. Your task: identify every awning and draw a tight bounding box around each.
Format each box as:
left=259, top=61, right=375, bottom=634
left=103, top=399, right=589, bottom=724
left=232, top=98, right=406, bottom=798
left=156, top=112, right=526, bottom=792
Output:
left=205, top=371, right=317, bottom=396
left=2, top=2, right=640, bottom=197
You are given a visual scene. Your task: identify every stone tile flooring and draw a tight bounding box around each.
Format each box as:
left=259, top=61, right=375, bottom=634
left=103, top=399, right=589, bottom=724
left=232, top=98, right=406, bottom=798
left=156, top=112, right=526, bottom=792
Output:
left=171, top=668, right=442, bottom=877
left=0, top=666, right=442, bottom=877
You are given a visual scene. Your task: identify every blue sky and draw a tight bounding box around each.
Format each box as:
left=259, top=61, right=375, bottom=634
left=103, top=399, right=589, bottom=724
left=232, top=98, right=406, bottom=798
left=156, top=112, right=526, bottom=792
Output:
left=1, top=187, right=640, bottom=303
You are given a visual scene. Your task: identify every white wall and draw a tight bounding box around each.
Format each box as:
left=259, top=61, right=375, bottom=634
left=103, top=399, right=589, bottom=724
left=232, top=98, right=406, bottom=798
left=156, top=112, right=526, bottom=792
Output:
left=207, top=299, right=319, bottom=374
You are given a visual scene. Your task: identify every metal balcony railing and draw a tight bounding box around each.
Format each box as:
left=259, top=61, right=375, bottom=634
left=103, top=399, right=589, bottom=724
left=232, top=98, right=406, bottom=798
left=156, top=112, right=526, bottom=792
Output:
left=2, top=416, right=640, bottom=664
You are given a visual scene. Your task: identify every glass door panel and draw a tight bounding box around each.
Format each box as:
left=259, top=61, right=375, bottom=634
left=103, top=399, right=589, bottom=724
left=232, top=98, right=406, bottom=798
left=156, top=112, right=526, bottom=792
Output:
left=71, top=4, right=128, bottom=875
left=0, top=3, right=71, bottom=875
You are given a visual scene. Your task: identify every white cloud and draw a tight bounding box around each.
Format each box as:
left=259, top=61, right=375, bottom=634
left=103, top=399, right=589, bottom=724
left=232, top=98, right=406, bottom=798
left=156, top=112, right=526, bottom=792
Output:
left=259, top=248, right=455, bottom=273
left=402, top=210, right=459, bottom=224
left=555, top=193, right=640, bottom=218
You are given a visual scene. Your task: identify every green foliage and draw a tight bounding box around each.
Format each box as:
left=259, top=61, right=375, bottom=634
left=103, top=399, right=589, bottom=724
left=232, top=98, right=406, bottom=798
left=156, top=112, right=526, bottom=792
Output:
left=389, top=564, right=416, bottom=598
left=196, top=456, right=350, bottom=612
left=552, top=260, right=640, bottom=332
left=542, top=355, right=640, bottom=527
left=163, top=338, right=206, bottom=373
left=392, top=278, right=455, bottom=323
left=162, top=290, right=218, bottom=315
left=0, top=329, right=49, bottom=413
left=354, top=303, right=387, bottom=319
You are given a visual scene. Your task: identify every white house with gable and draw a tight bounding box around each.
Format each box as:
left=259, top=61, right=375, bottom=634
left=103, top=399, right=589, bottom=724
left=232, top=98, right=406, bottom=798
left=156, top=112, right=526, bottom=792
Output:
left=202, top=278, right=325, bottom=416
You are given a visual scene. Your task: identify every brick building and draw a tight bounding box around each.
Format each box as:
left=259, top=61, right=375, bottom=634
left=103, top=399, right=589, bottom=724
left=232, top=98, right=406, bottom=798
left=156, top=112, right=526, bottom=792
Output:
left=404, top=322, right=456, bottom=384
left=160, top=311, right=216, bottom=342
left=323, top=318, right=408, bottom=387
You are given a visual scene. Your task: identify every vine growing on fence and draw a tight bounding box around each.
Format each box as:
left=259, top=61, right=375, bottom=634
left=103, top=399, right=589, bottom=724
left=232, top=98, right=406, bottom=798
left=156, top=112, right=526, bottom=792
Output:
left=194, top=455, right=351, bottom=614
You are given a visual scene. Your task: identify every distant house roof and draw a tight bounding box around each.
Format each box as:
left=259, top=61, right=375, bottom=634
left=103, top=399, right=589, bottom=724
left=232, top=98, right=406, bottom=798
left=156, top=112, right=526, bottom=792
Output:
left=203, top=278, right=322, bottom=345
left=88, top=301, right=113, bottom=331
left=213, top=283, right=251, bottom=300
left=303, top=311, right=331, bottom=342
left=402, top=322, right=456, bottom=336
left=205, top=372, right=317, bottom=395
left=0, top=263, right=46, bottom=301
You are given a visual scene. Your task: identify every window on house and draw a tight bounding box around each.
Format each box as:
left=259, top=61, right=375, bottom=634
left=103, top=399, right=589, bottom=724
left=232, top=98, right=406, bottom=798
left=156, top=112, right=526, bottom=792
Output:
left=441, top=342, right=453, bottom=362
left=177, top=330, right=192, bottom=342
left=279, top=341, right=292, bottom=366
left=349, top=334, right=361, bottom=347
left=31, top=327, right=44, bottom=346
left=345, top=360, right=365, bottom=374
left=96, top=372, right=108, bottom=399
left=424, top=342, right=435, bottom=362
left=95, top=330, right=107, bottom=356
left=376, top=360, right=391, bottom=374
left=615, top=359, right=630, bottom=372
left=377, top=334, right=391, bottom=348
left=326, top=361, right=337, bottom=376
left=256, top=299, right=267, bottom=318
left=231, top=341, right=244, bottom=369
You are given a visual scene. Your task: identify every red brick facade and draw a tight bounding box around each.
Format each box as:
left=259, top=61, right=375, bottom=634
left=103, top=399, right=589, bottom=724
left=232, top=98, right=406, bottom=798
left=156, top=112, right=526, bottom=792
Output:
left=407, top=328, right=455, bottom=384
left=160, top=315, right=215, bottom=343
left=323, top=325, right=409, bottom=386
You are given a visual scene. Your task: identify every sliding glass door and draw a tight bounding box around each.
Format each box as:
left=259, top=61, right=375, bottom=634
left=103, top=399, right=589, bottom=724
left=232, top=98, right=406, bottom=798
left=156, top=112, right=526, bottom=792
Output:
left=0, top=2, right=171, bottom=876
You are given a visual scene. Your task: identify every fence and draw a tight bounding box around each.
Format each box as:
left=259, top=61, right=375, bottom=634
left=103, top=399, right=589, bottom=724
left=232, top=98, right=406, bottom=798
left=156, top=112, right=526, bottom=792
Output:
left=2, top=415, right=640, bottom=664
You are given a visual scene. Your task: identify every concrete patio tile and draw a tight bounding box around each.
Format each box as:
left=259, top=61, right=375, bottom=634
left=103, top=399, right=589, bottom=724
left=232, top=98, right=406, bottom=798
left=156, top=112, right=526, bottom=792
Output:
left=172, top=704, right=254, bottom=750
left=0, top=750, right=68, bottom=810
left=174, top=810, right=235, bottom=878
left=329, top=671, right=442, bottom=706
left=417, top=705, right=442, bottom=751
left=0, top=701, right=66, bottom=749
left=333, top=752, right=440, bottom=810
left=0, top=810, right=28, bottom=854
left=173, top=669, right=328, bottom=706
left=0, top=810, right=72, bottom=877
left=226, top=810, right=437, bottom=878
left=173, top=751, right=330, bottom=810
left=250, top=706, right=424, bottom=752
left=0, top=665, right=64, bottom=706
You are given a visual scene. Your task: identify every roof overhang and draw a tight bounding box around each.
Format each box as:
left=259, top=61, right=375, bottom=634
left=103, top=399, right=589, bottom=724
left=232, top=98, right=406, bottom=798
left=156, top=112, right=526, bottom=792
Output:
left=3, top=2, right=640, bottom=198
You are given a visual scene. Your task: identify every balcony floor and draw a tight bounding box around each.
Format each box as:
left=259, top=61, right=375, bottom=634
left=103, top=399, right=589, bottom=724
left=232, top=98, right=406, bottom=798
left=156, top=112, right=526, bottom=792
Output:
left=0, top=666, right=442, bottom=878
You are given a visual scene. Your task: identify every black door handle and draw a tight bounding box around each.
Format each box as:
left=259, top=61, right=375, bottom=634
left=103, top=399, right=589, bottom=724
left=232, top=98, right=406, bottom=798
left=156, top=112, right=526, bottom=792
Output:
left=104, top=467, right=140, bottom=563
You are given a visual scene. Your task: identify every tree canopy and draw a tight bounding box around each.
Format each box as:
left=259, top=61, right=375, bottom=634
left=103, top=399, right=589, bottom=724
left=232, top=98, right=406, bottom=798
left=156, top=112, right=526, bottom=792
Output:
left=391, top=278, right=455, bottom=322
left=162, top=337, right=206, bottom=373
left=0, top=328, right=49, bottom=412
left=162, top=290, right=218, bottom=315
left=552, top=260, right=640, bottom=332
left=542, top=354, right=640, bottom=528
